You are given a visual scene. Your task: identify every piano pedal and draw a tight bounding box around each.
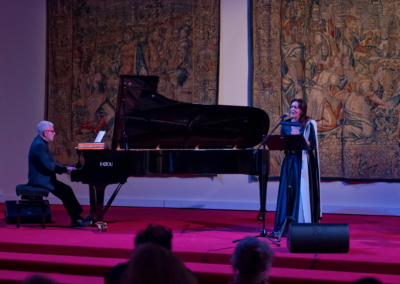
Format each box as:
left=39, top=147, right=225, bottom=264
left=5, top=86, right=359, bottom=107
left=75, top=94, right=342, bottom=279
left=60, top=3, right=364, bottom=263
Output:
left=96, top=222, right=108, bottom=233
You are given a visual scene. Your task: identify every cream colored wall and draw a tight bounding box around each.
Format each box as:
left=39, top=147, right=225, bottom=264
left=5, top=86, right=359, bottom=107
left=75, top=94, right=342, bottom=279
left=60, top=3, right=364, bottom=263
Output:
left=0, top=0, right=399, bottom=216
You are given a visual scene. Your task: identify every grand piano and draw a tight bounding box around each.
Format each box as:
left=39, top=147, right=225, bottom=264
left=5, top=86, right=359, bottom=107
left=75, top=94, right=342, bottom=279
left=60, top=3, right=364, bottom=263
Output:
left=71, top=76, right=270, bottom=232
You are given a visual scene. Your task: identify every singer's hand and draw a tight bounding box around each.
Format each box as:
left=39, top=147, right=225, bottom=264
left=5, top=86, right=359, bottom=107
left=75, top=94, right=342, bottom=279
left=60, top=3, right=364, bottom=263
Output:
left=291, top=130, right=300, bottom=135
left=306, top=140, right=310, bottom=147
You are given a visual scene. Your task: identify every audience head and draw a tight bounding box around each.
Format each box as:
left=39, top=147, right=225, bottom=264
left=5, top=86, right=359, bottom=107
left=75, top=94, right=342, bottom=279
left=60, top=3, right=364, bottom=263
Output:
left=134, top=223, right=173, bottom=250
left=122, top=243, right=197, bottom=284
left=353, top=278, right=382, bottom=284
left=22, top=275, right=59, bottom=284
left=231, top=237, right=274, bottom=282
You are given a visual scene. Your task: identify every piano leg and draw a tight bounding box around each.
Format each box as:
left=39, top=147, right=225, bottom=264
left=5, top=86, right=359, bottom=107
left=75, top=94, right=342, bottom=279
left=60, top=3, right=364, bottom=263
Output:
left=90, top=183, right=108, bottom=232
left=89, top=184, right=96, bottom=219
left=257, top=175, right=267, bottom=221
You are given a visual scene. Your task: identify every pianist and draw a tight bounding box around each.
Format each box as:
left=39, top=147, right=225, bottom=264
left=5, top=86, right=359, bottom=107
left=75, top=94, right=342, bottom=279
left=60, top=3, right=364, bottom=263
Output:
left=27, top=121, right=91, bottom=227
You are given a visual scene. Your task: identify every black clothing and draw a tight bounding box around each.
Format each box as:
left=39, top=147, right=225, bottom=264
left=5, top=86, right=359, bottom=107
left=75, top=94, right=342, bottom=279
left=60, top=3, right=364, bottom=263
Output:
left=271, top=121, right=320, bottom=234
left=104, top=262, right=128, bottom=284
left=27, top=135, right=83, bottom=220
left=51, top=180, right=83, bottom=219
left=104, top=262, right=204, bottom=284
left=28, top=135, right=68, bottom=190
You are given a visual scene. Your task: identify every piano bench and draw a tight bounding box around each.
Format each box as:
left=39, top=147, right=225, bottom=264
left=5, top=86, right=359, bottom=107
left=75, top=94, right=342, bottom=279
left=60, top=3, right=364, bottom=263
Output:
left=15, top=185, right=50, bottom=229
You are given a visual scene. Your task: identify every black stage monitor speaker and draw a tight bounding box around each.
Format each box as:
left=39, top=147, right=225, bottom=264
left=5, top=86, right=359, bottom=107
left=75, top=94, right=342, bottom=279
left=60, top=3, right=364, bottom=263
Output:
left=287, top=223, right=349, bottom=253
left=4, top=200, right=51, bottom=224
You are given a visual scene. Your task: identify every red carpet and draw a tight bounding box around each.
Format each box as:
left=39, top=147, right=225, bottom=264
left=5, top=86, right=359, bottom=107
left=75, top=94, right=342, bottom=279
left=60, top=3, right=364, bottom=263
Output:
left=0, top=203, right=399, bottom=283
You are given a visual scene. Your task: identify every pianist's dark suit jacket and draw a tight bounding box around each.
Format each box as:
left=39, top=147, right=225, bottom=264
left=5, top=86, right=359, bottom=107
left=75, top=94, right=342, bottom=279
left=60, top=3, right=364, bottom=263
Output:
left=28, top=135, right=68, bottom=190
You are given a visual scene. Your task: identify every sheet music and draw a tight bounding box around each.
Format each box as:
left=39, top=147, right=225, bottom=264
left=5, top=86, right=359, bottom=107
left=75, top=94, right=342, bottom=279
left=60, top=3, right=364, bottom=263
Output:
left=94, top=130, right=106, bottom=143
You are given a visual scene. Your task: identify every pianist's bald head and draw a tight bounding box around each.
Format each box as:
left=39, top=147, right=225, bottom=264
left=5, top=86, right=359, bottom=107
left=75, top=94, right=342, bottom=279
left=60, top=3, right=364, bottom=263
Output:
left=37, top=121, right=54, bottom=136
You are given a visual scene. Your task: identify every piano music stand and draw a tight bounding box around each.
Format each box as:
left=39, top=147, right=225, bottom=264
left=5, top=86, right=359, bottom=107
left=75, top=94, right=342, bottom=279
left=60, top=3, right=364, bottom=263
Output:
left=266, top=134, right=309, bottom=242
left=265, top=134, right=308, bottom=151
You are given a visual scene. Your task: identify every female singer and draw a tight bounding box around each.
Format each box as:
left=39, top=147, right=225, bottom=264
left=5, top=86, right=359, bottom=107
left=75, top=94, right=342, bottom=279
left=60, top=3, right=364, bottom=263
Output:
left=270, top=99, right=321, bottom=238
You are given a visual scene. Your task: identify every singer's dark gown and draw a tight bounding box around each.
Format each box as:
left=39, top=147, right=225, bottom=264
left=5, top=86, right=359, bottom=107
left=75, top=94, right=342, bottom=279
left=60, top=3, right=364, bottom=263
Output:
left=270, top=120, right=320, bottom=237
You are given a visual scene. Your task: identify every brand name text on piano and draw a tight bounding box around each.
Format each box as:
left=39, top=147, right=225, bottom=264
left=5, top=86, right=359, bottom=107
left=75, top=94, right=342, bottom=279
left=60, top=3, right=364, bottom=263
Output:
left=100, top=162, right=113, bottom=167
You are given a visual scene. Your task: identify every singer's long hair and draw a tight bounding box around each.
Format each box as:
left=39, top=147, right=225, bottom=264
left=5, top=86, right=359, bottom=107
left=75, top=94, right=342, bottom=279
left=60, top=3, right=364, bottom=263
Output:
left=291, top=99, right=310, bottom=128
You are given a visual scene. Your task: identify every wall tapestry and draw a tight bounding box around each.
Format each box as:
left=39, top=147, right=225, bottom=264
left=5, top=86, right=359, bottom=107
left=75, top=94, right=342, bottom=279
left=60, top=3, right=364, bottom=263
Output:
left=47, top=0, right=220, bottom=164
left=253, top=0, right=400, bottom=180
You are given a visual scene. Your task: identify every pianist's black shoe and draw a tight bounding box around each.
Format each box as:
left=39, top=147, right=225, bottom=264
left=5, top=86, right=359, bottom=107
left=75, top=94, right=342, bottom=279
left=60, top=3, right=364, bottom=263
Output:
left=71, top=216, right=91, bottom=227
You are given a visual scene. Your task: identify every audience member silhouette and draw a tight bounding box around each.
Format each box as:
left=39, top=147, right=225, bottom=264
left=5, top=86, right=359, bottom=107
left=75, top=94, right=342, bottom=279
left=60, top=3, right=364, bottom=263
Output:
left=133, top=223, right=173, bottom=250
left=21, top=275, right=59, bottom=284
left=104, top=224, right=173, bottom=284
left=230, top=237, right=274, bottom=284
left=120, top=243, right=198, bottom=284
left=353, top=278, right=382, bottom=284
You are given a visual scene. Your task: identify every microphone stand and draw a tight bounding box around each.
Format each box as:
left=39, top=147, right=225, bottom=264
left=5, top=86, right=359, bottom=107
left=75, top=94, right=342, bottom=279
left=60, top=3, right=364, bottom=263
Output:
left=233, top=117, right=287, bottom=247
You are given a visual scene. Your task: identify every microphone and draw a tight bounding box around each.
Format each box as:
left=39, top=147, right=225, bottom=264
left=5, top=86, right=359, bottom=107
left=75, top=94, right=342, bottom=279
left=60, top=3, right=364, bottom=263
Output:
left=280, top=113, right=289, bottom=119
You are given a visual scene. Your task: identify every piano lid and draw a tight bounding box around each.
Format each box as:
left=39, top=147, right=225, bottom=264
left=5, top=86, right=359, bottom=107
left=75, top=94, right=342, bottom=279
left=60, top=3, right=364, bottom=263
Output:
left=111, top=76, right=270, bottom=149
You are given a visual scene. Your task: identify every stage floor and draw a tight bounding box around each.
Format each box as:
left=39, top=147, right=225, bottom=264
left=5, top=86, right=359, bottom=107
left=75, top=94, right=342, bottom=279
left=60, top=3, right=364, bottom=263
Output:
left=0, top=204, right=400, bottom=283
